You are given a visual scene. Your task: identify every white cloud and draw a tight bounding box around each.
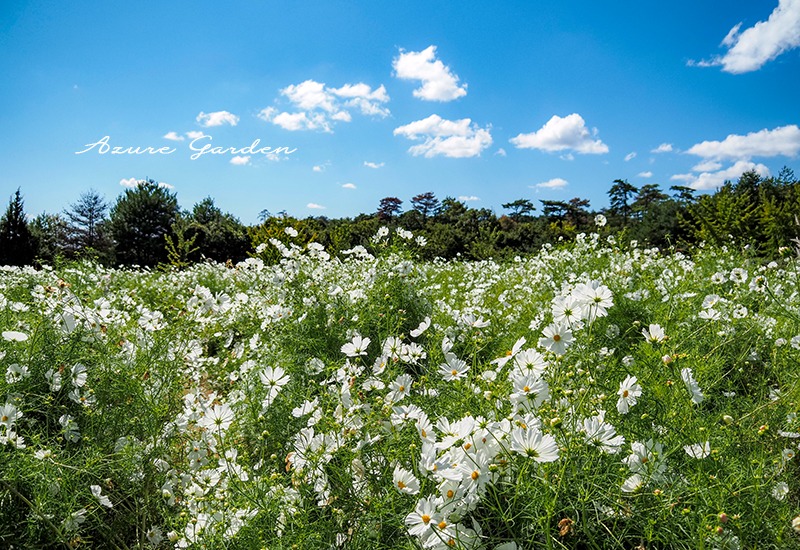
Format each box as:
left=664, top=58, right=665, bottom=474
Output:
left=230, top=156, right=250, bottom=166
left=313, top=165, right=324, bottom=172
left=394, top=114, right=492, bottom=158
left=186, top=131, right=206, bottom=140
left=686, top=125, right=800, bottom=161
left=651, top=143, right=673, bottom=153
left=671, top=160, right=770, bottom=190
left=624, top=152, right=637, bottom=161
left=330, top=83, right=390, bottom=116
left=638, top=171, right=653, bottom=178
left=692, top=160, right=723, bottom=172
left=510, top=113, right=608, bottom=154
left=196, top=110, right=239, bottom=127
left=495, top=148, right=507, bottom=157
left=282, top=80, right=338, bottom=112
left=364, top=161, right=384, bottom=169
left=692, top=0, right=800, bottom=73
left=260, top=109, right=331, bottom=132
left=342, top=183, right=357, bottom=189
left=163, top=131, right=184, bottom=142
left=307, top=202, right=326, bottom=209
left=259, top=80, right=389, bottom=132
left=458, top=195, right=480, bottom=202
left=532, top=177, right=569, bottom=189
left=393, top=45, right=467, bottom=102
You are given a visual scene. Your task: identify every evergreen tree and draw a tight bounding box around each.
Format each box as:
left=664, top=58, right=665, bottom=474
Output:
left=376, top=197, right=403, bottom=220
left=502, top=199, right=536, bottom=221
left=186, top=197, right=249, bottom=263
left=608, top=179, right=639, bottom=226
left=64, top=189, right=113, bottom=261
left=109, top=179, right=179, bottom=266
left=410, top=192, right=440, bottom=219
left=30, top=213, right=69, bottom=265
left=0, top=189, right=36, bottom=266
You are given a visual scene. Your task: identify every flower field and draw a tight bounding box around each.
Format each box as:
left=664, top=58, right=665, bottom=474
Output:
left=2, top=228, right=800, bottom=549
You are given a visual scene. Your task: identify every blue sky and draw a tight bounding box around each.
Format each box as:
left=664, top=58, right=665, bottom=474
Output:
left=1, top=1, right=799, bottom=224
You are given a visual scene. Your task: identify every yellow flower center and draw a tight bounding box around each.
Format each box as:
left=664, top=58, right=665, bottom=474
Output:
left=446, top=489, right=454, bottom=498
left=451, top=369, right=458, bottom=376
left=553, top=334, right=561, bottom=342
left=397, top=481, right=406, bottom=489
left=438, top=521, right=447, bottom=530
left=421, top=514, right=431, bottom=524
left=523, top=386, right=531, bottom=393
left=622, top=390, right=629, bottom=398
left=471, top=470, right=480, bottom=480
left=398, top=385, right=405, bottom=392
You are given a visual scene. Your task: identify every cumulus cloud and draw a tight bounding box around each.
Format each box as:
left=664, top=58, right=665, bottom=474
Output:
left=458, top=195, right=480, bottom=202
left=638, top=171, right=653, bottom=178
left=196, top=110, right=239, bottom=127
left=393, top=45, right=467, bottom=102
left=261, top=109, right=331, bottom=132
left=495, top=148, right=507, bottom=157
left=313, top=165, right=325, bottom=172
left=624, top=152, right=637, bottom=161
left=230, top=156, right=250, bottom=166
left=163, top=131, right=184, bottom=141
left=651, top=143, right=673, bottom=153
left=509, top=113, right=608, bottom=154
left=307, top=203, right=326, bottom=209
left=686, top=125, right=800, bottom=161
left=671, top=160, right=770, bottom=190
left=692, top=160, right=723, bottom=172
left=532, top=178, right=569, bottom=189
left=259, top=79, right=389, bottom=133
left=186, top=131, right=206, bottom=140
left=393, top=114, right=492, bottom=158
left=342, top=183, right=357, bottom=189
left=690, top=0, right=800, bottom=73
left=364, top=161, right=384, bottom=169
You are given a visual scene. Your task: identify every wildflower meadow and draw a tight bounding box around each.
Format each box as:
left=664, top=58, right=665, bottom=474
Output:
left=2, top=227, right=800, bottom=549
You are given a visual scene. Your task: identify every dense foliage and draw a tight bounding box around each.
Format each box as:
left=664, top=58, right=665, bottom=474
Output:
left=1, top=228, right=800, bottom=548
left=4, top=169, right=799, bottom=269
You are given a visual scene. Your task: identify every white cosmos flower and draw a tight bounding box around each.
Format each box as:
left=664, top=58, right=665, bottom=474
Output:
left=410, top=316, right=431, bottom=338
left=393, top=464, right=420, bottom=495
left=683, top=441, right=710, bottom=459
left=616, top=375, right=642, bottom=414
left=681, top=368, right=704, bottom=405
left=341, top=335, right=370, bottom=357
left=581, top=414, right=625, bottom=454
left=91, top=485, right=113, bottom=508
left=405, top=495, right=439, bottom=538
left=2, top=330, right=28, bottom=342
left=642, top=324, right=667, bottom=344
left=509, top=427, right=559, bottom=462
left=438, top=352, right=469, bottom=381
left=621, top=474, right=644, bottom=493
left=538, top=323, right=573, bottom=356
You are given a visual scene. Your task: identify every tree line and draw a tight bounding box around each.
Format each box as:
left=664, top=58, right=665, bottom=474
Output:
left=1, top=168, right=798, bottom=268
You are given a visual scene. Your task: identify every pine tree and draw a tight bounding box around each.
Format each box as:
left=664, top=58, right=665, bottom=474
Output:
left=410, top=192, right=440, bottom=219
left=109, top=179, right=179, bottom=266
left=64, top=189, right=113, bottom=260
left=0, top=189, right=36, bottom=266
